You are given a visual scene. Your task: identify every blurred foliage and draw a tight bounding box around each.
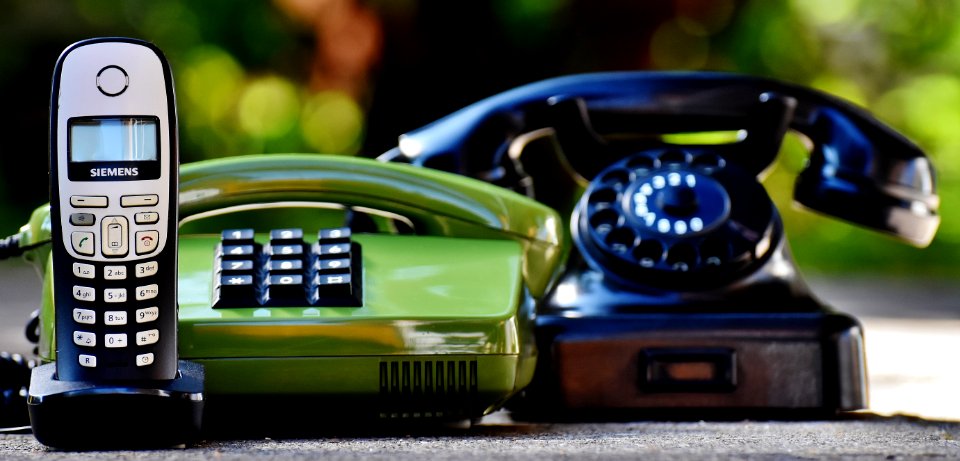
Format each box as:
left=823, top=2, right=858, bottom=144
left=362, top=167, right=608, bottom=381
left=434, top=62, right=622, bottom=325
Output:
left=0, top=0, right=958, bottom=276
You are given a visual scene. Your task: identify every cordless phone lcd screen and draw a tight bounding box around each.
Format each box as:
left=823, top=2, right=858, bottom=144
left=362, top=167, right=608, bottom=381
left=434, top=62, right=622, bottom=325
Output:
left=69, top=117, right=158, bottom=162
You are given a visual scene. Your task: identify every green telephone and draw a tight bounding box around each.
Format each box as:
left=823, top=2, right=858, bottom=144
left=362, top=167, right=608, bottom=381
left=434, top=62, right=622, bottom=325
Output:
left=15, top=153, right=563, bottom=428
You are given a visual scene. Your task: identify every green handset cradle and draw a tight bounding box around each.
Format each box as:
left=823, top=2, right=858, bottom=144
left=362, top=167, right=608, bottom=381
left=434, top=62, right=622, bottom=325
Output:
left=17, top=153, right=562, bottom=429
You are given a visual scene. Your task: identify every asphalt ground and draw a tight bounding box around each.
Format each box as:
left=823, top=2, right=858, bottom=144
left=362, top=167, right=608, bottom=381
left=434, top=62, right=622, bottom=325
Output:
left=1, top=258, right=959, bottom=459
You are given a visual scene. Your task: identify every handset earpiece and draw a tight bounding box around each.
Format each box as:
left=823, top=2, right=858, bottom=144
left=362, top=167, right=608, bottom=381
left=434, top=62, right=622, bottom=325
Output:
left=790, top=104, right=939, bottom=247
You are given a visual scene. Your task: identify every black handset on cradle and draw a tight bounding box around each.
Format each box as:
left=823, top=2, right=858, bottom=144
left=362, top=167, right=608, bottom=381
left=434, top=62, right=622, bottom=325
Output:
left=382, top=72, right=940, bottom=417
left=27, top=38, right=203, bottom=448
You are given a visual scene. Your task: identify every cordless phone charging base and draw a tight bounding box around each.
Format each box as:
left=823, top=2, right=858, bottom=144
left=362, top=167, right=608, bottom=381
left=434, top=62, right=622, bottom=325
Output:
left=26, top=360, right=204, bottom=449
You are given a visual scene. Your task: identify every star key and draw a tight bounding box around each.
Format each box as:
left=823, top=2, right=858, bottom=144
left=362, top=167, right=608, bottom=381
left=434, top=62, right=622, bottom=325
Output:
left=214, top=274, right=256, bottom=307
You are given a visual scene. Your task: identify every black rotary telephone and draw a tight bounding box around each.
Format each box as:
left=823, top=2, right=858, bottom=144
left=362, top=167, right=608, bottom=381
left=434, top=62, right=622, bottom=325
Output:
left=381, top=72, right=940, bottom=417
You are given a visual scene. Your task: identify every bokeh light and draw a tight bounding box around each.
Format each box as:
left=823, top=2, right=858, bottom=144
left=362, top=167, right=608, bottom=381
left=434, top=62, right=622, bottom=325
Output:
left=0, top=0, right=958, bottom=276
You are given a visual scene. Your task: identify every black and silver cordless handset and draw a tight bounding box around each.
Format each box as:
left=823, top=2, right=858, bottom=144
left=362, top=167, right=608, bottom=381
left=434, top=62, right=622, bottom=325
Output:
left=28, top=38, right=202, bottom=450
left=50, top=38, right=178, bottom=381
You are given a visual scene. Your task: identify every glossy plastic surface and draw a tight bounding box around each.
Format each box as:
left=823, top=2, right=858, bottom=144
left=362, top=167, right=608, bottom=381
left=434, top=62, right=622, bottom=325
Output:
left=382, top=71, right=939, bottom=247
left=23, top=153, right=562, bottom=420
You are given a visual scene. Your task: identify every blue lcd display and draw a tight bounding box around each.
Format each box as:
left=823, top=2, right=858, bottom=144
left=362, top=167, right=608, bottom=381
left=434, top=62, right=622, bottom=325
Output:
left=69, top=117, right=158, bottom=162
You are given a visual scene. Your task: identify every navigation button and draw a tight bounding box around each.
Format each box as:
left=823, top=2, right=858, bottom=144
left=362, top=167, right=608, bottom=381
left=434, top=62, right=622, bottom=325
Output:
left=71, top=231, right=95, bottom=256
left=70, top=196, right=107, bottom=208
left=101, top=216, right=129, bottom=257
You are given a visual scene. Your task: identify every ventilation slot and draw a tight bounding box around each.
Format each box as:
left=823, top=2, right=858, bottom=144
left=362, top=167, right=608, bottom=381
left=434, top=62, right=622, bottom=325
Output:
left=379, top=360, right=478, bottom=419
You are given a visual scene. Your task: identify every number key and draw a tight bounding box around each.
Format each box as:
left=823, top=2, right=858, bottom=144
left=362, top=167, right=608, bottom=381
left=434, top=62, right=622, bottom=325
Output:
left=73, top=285, right=95, bottom=302
left=104, top=311, right=128, bottom=326
left=136, top=307, right=159, bottom=323
left=104, top=265, right=127, bottom=280
left=221, top=245, right=254, bottom=259
left=136, top=284, right=159, bottom=301
left=104, top=288, right=127, bottom=303
left=135, top=261, right=158, bottom=278
left=73, top=262, right=95, bottom=279
left=219, top=259, right=254, bottom=273
left=221, top=229, right=255, bottom=244
left=104, top=333, right=128, bottom=348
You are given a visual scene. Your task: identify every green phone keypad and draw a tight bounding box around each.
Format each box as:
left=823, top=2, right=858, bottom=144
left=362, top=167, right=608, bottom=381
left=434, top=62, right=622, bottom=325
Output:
left=212, top=227, right=361, bottom=308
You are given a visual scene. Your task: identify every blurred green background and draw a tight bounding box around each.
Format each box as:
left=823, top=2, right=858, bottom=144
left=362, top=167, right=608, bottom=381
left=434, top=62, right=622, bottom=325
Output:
left=0, top=0, right=956, bottom=276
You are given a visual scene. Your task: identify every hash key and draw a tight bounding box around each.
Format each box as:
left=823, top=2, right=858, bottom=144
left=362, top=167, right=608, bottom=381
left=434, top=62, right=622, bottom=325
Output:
left=315, top=273, right=353, bottom=298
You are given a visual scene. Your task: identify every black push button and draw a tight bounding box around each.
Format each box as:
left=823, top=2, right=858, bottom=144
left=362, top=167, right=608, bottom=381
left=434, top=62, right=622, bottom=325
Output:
left=315, top=258, right=350, bottom=274
left=266, top=259, right=303, bottom=273
left=316, top=243, right=350, bottom=259
left=221, top=244, right=255, bottom=259
left=318, top=227, right=351, bottom=243
left=267, top=244, right=304, bottom=258
left=221, top=229, right=255, bottom=244
left=219, top=259, right=255, bottom=274
left=270, top=228, right=304, bottom=242
left=314, top=273, right=353, bottom=298
left=264, top=274, right=308, bottom=304
left=216, top=274, right=256, bottom=303
left=70, top=213, right=96, bottom=226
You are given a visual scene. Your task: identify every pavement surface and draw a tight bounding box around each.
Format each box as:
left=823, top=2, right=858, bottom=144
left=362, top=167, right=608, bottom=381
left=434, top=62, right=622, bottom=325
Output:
left=1, top=258, right=959, bottom=459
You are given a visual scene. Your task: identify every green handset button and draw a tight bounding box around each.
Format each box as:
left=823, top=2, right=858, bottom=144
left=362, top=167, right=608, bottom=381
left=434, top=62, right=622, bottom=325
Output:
left=71, top=231, right=95, bottom=255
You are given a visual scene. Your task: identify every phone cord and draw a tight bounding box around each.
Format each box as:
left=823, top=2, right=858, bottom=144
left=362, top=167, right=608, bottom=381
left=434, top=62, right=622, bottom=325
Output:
left=0, top=310, right=40, bottom=433
left=0, top=234, right=22, bottom=260
left=0, top=351, right=34, bottom=432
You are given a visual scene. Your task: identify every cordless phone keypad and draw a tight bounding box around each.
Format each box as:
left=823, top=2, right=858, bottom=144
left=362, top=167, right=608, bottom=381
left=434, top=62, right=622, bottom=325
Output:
left=65, top=194, right=165, bottom=369
left=213, top=227, right=362, bottom=308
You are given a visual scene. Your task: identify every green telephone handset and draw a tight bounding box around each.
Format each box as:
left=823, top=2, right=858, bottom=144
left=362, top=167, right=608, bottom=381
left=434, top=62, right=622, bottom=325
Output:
left=19, top=153, right=563, bottom=427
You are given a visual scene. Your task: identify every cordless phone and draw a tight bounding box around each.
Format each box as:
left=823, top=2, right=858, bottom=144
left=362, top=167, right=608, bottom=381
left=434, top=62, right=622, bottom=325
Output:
left=49, top=38, right=177, bottom=381
left=27, top=38, right=202, bottom=449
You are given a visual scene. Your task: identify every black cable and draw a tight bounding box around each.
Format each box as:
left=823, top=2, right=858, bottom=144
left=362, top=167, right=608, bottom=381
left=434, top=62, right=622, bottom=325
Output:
left=0, top=234, right=22, bottom=260
left=0, top=230, right=43, bottom=431
left=0, top=232, right=50, bottom=261
left=0, top=351, right=34, bottom=430
left=24, top=310, right=40, bottom=345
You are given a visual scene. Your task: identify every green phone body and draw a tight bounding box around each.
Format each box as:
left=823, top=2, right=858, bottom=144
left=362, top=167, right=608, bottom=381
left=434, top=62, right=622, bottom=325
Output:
left=20, top=154, right=563, bottom=422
